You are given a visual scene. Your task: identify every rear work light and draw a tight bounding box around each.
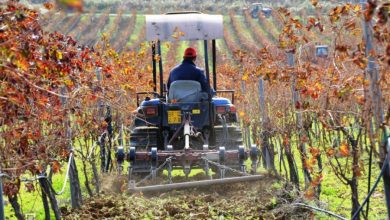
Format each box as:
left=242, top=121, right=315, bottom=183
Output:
left=229, top=105, right=237, bottom=113
left=216, top=105, right=237, bottom=114
left=216, top=106, right=227, bottom=114
left=142, top=106, right=158, bottom=117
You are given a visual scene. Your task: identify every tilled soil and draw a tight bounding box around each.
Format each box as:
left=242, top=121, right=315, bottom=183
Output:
left=62, top=174, right=310, bottom=219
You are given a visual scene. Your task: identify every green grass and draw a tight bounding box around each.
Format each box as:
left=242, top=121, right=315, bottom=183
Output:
left=101, top=15, right=116, bottom=33
left=127, top=15, right=145, bottom=47
left=4, top=153, right=94, bottom=219
left=4, top=141, right=387, bottom=219
left=235, top=16, right=258, bottom=45
left=4, top=168, right=72, bottom=219
left=269, top=141, right=386, bottom=219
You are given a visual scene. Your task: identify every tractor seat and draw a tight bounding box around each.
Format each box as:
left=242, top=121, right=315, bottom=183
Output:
left=168, top=80, right=205, bottom=103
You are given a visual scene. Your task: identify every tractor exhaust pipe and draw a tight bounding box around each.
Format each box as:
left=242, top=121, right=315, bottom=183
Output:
left=128, top=175, right=263, bottom=193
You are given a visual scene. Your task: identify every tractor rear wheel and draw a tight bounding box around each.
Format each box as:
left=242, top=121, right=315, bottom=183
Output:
left=213, top=125, right=244, bottom=150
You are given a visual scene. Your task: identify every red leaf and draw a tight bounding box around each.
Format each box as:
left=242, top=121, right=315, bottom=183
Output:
left=52, top=160, right=61, bottom=174
left=25, top=183, right=35, bottom=192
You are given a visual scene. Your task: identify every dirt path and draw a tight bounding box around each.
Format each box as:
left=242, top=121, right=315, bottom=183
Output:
left=62, top=174, right=310, bottom=219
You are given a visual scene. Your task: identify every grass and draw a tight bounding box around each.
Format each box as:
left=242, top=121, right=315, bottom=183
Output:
left=3, top=137, right=387, bottom=219
left=269, top=139, right=387, bottom=219
left=126, top=15, right=145, bottom=47
left=4, top=155, right=93, bottom=219
left=4, top=170, right=71, bottom=219
left=101, top=15, right=116, bottom=34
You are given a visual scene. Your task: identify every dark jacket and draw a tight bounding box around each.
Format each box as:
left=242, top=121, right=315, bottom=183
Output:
left=167, top=59, right=209, bottom=93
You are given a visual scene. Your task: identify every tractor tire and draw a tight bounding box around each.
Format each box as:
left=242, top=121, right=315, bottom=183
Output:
left=213, top=125, right=244, bottom=150
left=129, top=127, right=161, bottom=174
left=130, top=126, right=160, bottom=150
left=211, top=125, right=244, bottom=178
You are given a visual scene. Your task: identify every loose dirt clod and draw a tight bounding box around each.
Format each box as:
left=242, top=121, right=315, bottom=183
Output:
left=63, top=175, right=311, bottom=219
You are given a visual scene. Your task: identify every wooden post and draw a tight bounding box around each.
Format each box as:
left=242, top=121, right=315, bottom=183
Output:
left=61, top=86, right=82, bottom=208
left=360, top=0, right=389, bottom=218
left=69, top=158, right=82, bottom=208
left=258, top=77, right=272, bottom=169
left=96, top=69, right=106, bottom=172
left=0, top=175, right=4, bottom=220
left=288, top=52, right=311, bottom=187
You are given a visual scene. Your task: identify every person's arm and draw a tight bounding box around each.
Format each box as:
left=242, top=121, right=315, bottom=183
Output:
left=167, top=73, right=172, bottom=90
left=198, top=70, right=210, bottom=93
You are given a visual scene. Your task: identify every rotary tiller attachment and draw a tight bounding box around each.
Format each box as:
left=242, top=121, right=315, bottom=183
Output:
left=118, top=145, right=261, bottom=193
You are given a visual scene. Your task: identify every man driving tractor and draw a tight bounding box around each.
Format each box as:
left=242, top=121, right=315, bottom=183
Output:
left=167, top=47, right=210, bottom=93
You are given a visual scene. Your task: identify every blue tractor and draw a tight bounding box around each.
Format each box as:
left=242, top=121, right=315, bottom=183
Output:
left=251, top=3, right=272, bottom=19
left=117, top=12, right=260, bottom=191
left=315, top=45, right=329, bottom=58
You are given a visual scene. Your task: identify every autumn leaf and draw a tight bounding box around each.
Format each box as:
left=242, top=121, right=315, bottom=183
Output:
left=147, top=79, right=155, bottom=88
left=64, top=79, right=74, bottom=86
left=352, top=55, right=368, bottom=69
left=304, top=187, right=315, bottom=199
left=377, top=3, right=390, bottom=25
left=326, top=148, right=335, bottom=157
left=339, top=143, right=350, bottom=157
left=311, top=174, right=324, bottom=187
left=306, top=17, right=316, bottom=31
left=41, top=112, right=50, bottom=121
left=171, top=33, right=179, bottom=40
left=283, top=135, right=290, bottom=146
left=52, top=160, right=61, bottom=173
left=295, top=101, right=301, bottom=109
left=311, top=0, right=318, bottom=7
left=56, top=0, right=83, bottom=12
left=311, top=91, right=319, bottom=99
left=36, top=164, right=44, bottom=173
left=301, top=35, right=309, bottom=43
left=276, top=111, right=283, bottom=118
left=290, top=18, right=303, bottom=29
left=355, top=95, right=365, bottom=105
left=309, top=147, right=320, bottom=157
left=278, top=7, right=290, bottom=17
left=354, top=4, right=362, bottom=12
left=310, top=157, right=318, bottom=166
left=178, top=31, right=185, bottom=37
left=342, top=3, right=352, bottom=15
left=355, top=167, right=362, bottom=177
left=25, top=183, right=35, bottom=192
left=43, top=2, right=55, bottom=10
left=344, top=20, right=356, bottom=30
left=364, top=0, right=377, bottom=21
left=303, top=159, right=313, bottom=173
left=279, top=40, right=288, bottom=49
left=101, top=121, right=108, bottom=129
left=335, top=45, right=349, bottom=53
left=120, top=180, right=127, bottom=193
left=154, top=54, right=161, bottom=62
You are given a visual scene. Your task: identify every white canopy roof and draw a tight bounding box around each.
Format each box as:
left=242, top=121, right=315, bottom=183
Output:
left=145, top=13, right=224, bottom=42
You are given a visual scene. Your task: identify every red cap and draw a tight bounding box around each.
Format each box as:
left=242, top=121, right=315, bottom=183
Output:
left=184, top=47, right=197, bottom=58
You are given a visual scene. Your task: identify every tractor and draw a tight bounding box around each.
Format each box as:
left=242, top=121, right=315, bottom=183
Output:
left=250, top=3, right=272, bottom=19
left=315, top=45, right=329, bottom=58
left=116, top=12, right=261, bottom=192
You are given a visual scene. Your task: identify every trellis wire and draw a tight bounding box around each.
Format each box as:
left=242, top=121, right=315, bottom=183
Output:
left=351, top=150, right=389, bottom=220
left=292, top=203, right=347, bottom=220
